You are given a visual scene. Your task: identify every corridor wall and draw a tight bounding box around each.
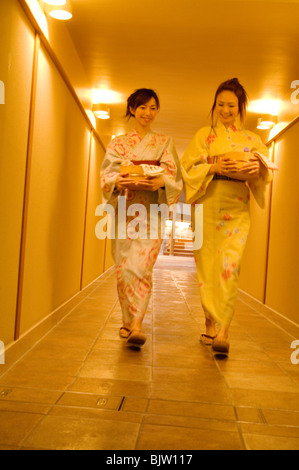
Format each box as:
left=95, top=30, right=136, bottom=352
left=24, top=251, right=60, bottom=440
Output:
left=239, top=152, right=272, bottom=301
left=265, top=120, right=299, bottom=324
left=0, top=0, right=108, bottom=352
left=81, top=133, right=107, bottom=288
left=0, top=0, right=35, bottom=347
left=239, top=120, right=299, bottom=326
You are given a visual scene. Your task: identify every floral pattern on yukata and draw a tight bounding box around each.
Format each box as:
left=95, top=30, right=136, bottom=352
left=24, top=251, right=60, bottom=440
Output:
left=182, top=120, right=272, bottom=326
left=101, top=129, right=182, bottom=326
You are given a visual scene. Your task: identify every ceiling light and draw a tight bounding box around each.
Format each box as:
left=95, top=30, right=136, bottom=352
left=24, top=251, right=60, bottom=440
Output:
left=42, top=0, right=73, bottom=20
left=257, top=114, right=278, bottom=130
left=42, top=0, right=67, bottom=5
left=91, top=89, right=123, bottom=104
left=92, top=103, right=110, bottom=119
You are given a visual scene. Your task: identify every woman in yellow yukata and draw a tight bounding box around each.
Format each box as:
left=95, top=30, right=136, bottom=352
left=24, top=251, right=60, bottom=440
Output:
left=101, top=89, right=182, bottom=348
left=181, top=78, right=272, bottom=356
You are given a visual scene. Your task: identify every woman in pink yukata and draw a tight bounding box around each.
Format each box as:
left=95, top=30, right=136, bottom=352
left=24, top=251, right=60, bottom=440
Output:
left=101, top=89, right=182, bottom=348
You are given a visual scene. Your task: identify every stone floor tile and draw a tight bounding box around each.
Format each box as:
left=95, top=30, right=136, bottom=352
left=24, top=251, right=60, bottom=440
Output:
left=22, top=415, right=140, bottom=450
left=1, top=256, right=298, bottom=450
left=0, top=411, right=43, bottom=447
left=136, top=423, right=244, bottom=450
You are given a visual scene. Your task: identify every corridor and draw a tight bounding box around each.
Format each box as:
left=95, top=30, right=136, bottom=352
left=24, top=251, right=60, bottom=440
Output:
left=0, top=256, right=298, bottom=450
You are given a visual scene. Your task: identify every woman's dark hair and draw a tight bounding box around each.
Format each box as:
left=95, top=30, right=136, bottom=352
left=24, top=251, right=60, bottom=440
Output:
left=125, top=88, right=160, bottom=119
left=210, top=78, right=248, bottom=125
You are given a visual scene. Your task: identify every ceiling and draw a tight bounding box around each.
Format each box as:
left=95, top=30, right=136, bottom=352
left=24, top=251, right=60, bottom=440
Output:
left=66, top=0, right=299, bottom=155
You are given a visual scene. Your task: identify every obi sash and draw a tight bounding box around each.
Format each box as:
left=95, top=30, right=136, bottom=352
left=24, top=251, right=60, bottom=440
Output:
left=131, top=160, right=160, bottom=166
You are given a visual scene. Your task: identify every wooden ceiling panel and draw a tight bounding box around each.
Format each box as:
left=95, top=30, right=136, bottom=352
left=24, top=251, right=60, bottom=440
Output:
left=66, top=0, right=299, bottom=154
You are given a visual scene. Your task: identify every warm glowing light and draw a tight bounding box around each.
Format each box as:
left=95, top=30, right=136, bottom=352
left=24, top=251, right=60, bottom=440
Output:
left=257, top=114, right=278, bottom=130
left=92, top=89, right=123, bottom=104
left=86, top=110, right=96, bottom=128
left=113, top=128, right=125, bottom=137
left=49, top=9, right=72, bottom=19
left=25, top=0, right=49, bottom=38
left=43, top=0, right=66, bottom=5
left=92, top=103, right=110, bottom=119
left=248, top=99, right=281, bottom=116
left=41, top=0, right=72, bottom=20
left=97, top=114, right=110, bottom=120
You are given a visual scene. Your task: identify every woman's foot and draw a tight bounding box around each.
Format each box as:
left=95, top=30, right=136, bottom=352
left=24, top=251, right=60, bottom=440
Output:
left=212, top=337, right=230, bottom=356
left=212, top=327, right=230, bottom=356
left=119, top=326, right=131, bottom=338
left=201, top=317, right=217, bottom=345
left=123, top=318, right=146, bottom=348
left=200, top=334, right=216, bottom=345
left=126, top=329, right=147, bottom=348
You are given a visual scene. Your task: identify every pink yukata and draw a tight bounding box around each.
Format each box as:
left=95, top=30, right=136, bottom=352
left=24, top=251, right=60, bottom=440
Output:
left=101, top=129, right=182, bottom=329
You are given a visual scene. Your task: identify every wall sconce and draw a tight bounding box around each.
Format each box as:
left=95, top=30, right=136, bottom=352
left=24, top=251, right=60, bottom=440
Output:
left=42, top=0, right=73, bottom=20
left=257, top=114, right=278, bottom=130
left=92, top=103, right=110, bottom=119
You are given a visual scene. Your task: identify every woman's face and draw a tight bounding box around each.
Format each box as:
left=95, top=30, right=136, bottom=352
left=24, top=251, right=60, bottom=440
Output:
left=130, top=97, right=159, bottom=128
left=215, top=90, right=239, bottom=128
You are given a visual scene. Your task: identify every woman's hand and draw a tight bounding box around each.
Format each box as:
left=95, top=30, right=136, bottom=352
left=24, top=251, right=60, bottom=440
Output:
left=115, top=174, right=165, bottom=192
left=209, top=158, right=240, bottom=176
left=240, top=155, right=260, bottom=177
left=134, top=176, right=165, bottom=191
left=115, top=173, right=138, bottom=191
left=209, top=154, right=260, bottom=179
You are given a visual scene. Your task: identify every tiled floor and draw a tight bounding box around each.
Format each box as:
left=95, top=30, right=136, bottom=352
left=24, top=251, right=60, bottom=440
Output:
left=0, top=256, right=299, bottom=450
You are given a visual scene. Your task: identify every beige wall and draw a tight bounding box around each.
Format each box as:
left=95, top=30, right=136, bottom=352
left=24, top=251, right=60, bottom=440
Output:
left=19, top=43, right=91, bottom=334
left=240, top=121, right=299, bottom=325
left=265, top=121, right=299, bottom=324
left=0, top=0, right=109, bottom=348
left=0, top=0, right=35, bottom=346
left=81, top=134, right=107, bottom=288
left=104, top=238, right=116, bottom=271
left=239, top=146, right=273, bottom=301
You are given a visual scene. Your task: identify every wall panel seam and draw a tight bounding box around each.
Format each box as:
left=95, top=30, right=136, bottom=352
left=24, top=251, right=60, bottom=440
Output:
left=80, top=131, right=93, bottom=290
left=263, top=141, right=275, bottom=305
left=14, top=32, right=40, bottom=341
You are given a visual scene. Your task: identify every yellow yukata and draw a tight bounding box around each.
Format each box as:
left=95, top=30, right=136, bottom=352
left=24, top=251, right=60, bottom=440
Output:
left=181, top=121, right=272, bottom=327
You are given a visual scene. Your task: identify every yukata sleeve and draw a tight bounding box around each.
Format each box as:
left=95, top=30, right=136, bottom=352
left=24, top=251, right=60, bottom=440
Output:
left=248, top=134, right=273, bottom=209
left=159, top=137, right=183, bottom=207
left=100, top=140, right=122, bottom=207
left=180, top=128, right=214, bottom=204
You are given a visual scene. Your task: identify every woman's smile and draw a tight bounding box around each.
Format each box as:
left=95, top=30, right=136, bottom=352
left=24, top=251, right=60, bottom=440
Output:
left=215, top=90, right=239, bottom=128
left=131, top=97, right=159, bottom=132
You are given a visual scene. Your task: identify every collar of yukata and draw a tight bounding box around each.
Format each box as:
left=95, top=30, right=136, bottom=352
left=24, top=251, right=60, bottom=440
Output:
left=214, top=118, right=244, bottom=132
left=129, top=128, right=154, bottom=140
